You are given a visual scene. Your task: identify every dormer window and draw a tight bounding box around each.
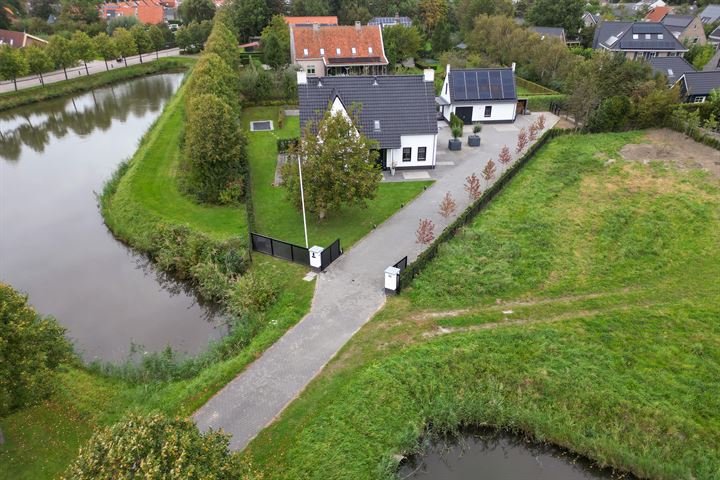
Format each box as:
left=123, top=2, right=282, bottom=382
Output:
left=336, top=48, right=341, bottom=55
left=373, top=120, right=380, bottom=130
left=351, top=47, right=356, bottom=54
left=320, top=48, right=325, bottom=55
left=368, top=46, right=373, bottom=54
left=633, top=34, right=639, bottom=39
left=667, top=68, right=674, bottom=76
left=303, top=48, right=308, bottom=56
left=658, top=34, right=664, bottom=39
left=645, top=34, right=651, bottom=39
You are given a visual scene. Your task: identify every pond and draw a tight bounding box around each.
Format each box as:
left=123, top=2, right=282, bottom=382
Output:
left=0, top=73, right=227, bottom=363
left=398, top=428, right=634, bottom=480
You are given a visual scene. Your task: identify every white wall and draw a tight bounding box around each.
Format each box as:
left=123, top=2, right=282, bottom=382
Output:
left=386, top=134, right=437, bottom=169
left=443, top=101, right=516, bottom=123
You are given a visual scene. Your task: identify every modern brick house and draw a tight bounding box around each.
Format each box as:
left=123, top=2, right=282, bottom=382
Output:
left=100, top=0, right=166, bottom=24
left=290, top=22, right=388, bottom=77
left=0, top=29, right=47, bottom=48
left=661, top=15, right=707, bottom=45
left=298, top=71, right=438, bottom=170
left=593, top=21, right=687, bottom=60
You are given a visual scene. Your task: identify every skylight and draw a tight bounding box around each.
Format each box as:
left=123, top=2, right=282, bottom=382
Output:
left=374, top=120, right=381, bottom=130
left=668, top=68, right=674, bottom=76
left=303, top=48, right=308, bottom=56
left=320, top=48, right=325, bottom=55
left=336, top=48, right=341, bottom=55
left=368, top=46, right=373, bottom=54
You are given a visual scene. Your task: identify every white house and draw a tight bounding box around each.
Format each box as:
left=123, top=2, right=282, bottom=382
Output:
left=297, top=71, right=438, bottom=170
left=436, top=65, right=518, bottom=124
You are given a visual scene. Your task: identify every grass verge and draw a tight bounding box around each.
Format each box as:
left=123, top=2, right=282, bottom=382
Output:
left=0, top=57, right=195, bottom=112
left=243, top=131, right=720, bottom=480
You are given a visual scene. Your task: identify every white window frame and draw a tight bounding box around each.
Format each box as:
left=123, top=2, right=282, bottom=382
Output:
left=633, top=34, right=639, bottom=39
left=306, top=66, right=316, bottom=75
left=417, top=147, right=427, bottom=162
left=336, top=48, right=341, bottom=55
left=351, top=47, right=356, bottom=54
left=373, top=120, right=381, bottom=130
left=320, top=48, right=325, bottom=55
left=658, top=33, right=664, bottom=39
left=303, top=48, right=309, bottom=56
left=645, top=34, right=651, bottom=39
left=368, top=46, right=373, bottom=54
left=694, top=96, right=706, bottom=103
left=402, top=147, right=412, bottom=162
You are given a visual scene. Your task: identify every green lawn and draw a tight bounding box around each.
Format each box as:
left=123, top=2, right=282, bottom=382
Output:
left=244, top=107, right=432, bottom=247
left=244, top=131, right=720, bottom=480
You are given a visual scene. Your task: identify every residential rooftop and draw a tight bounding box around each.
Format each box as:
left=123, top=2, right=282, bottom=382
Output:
left=647, top=56, right=696, bottom=84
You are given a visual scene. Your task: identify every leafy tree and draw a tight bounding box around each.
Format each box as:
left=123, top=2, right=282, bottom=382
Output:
left=260, top=14, right=290, bottom=67
left=46, top=35, right=77, bottom=80
left=227, top=0, right=271, bottom=41
left=527, top=0, right=584, bottom=34
left=113, top=27, right=138, bottom=66
left=93, top=32, right=119, bottom=71
left=0, top=45, right=29, bottom=91
left=431, top=18, right=453, bottom=54
left=382, top=25, right=422, bottom=66
left=291, top=0, right=332, bottom=16
left=419, top=0, right=449, bottom=32
left=131, top=24, right=152, bottom=63
left=147, top=24, right=165, bottom=59
left=455, top=0, right=513, bottom=35
left=205, top=21, right=241, bottom=69
left=106, top=15, right=140, bottom=35
left=685, top=43, right=716, bottom=70
left=176, top=20, right=212, bottom=53
left=179, top=0, right=216, bottom=23
left=281, top=108, right=381, bottom=220
left=23, top=44, right=53, bottom=86
left=185, top=53, right=239, bottom=113
left=71, top=31, right=95, bottom=75
left=0, top=283, right=73, bottom=416
left=184, top=94, right=247, bottom=204
left=64, top=413, right=245, bottom=479
left=59, top=0, right=102, bottom=27
left=29, top=0, right=56, bottom=20
left=635, top=86, right=679, bottom=129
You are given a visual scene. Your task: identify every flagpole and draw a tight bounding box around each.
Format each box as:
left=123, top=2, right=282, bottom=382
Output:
left=298, top=155, right=309, bottom=249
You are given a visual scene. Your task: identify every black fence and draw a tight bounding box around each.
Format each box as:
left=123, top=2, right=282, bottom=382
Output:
left=250, top=233, right=342, bottom=270
left=399, top=128, right=575, bottom=288
left=392, top=256, right=408, bottom=292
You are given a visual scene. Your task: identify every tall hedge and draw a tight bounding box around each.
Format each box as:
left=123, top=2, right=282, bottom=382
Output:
left=0, top=283, right=73, bottom=416
left=185, top=52, right=240, bottom=113
left=184, top=93, right=247, bottom=203
left=203, top=21, right=241, bottom=71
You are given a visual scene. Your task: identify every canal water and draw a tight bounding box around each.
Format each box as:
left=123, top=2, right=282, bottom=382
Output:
left=0, top=73, right=226, bottom=363
left=398, top=428, right=634, bottom=480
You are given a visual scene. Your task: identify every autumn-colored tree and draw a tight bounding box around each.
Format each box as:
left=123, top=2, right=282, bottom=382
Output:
left=516, top=127, right=529, bottom=153
left=529, top=123, right=538, bottom=141
left=464, top=173, right=482, bottom=200
left=438, top=191, right=456, bottom=218
left=498, top=145, right=511, bottom=165
left=536, top=114, right=546, bottom=130
left=416, top=218, right=436, bottom=244
left=419, top=0, right=449, bottom=32
left=281, top=108, right=381, bottom=220
left=482, top=158, right=496, bottom=182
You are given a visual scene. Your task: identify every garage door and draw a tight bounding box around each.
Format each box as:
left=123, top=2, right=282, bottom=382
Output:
left=454, top=107, right=473, bottom=125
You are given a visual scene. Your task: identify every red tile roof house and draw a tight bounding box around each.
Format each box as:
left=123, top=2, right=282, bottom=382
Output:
left=284, top=16, right=338, bottom=26
left=645, top=6, right=672, bottom=22
left=100, top=0, right=165, bottom=24
left=290, top=22, right=388, bottom=77
left=0, top=29, right=48, bottom=48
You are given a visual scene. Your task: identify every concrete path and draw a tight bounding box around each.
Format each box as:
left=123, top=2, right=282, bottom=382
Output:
left=193, top=113, right=560, bottom=450
left=0, top=48, right=182, bottom=94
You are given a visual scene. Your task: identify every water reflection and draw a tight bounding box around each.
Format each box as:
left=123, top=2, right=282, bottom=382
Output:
left=399, top=427, right=635, bottom=480
left=0, top=74, right=227, bottom=363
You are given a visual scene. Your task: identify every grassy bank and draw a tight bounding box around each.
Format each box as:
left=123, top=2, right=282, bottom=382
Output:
left=244, top=131, right=720, bottom=479
left=244, top=106, right=432, bottom=247
left=0, top=57, right=195, bottom=112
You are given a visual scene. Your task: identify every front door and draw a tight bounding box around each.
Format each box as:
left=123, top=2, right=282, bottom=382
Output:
left=455, top=106, right=473, bottom=125
left=376, top=149, right=387, bottom=170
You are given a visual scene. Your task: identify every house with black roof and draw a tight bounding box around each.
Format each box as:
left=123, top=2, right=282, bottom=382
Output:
left=593, top=21, right=687, bottom=60
left=436, top=65, right=518, bottom=124
left=529, top=26, right=567, bottom=43
left=647, top=56, right=696, bottom=85
left=297, top=71, right=438, bottom=170
left=674, top=71, right=720, bottom=103
left=661, top=14, right=707, bottom=45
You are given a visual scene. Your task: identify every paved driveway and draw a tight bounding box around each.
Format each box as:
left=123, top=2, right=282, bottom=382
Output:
left=0, top=48, right=182, bottom=94
left=193, top=113, right=560, bottom=450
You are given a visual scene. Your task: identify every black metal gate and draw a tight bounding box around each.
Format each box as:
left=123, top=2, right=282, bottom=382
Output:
left=320, top=238, right=342, bottom=270
left=250, top=233, right=342, bottom=271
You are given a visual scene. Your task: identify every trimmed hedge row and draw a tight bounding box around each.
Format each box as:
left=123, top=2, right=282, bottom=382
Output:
left=516, top=76, right=560, bottom=95
left=668, top=121, right=720, bottom=151
left=400, top=127, right=574, bottom=289
left=527, top=94, right=567, bottom=112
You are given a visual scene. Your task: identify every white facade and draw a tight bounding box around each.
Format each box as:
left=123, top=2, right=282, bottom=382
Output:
left=385, top=134, right=438, bottom=169
left=438, top=67, right=517, bottom=124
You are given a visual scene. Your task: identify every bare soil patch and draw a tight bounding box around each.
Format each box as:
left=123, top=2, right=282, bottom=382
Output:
left=620, top=129, right=720, bottom=180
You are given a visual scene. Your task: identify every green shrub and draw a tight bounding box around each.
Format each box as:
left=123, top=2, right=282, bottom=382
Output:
left=184, top=52, right=240, bottom=114
left=226, top=271, right=279, bottom=315
left=587, top=95, right=632, bottom=132
left=527, top=94, right=567, bottom=112
left=0, top=283, right=74, bottom=416
left=277, top=137, right=299, bottom=153
left=218, top=177, right=246, bottom=205
left=190, top=261, right=232, bottom=301
left=203, top=22, right=241, bottom=71
left=64, top=413, right=246, bottom=480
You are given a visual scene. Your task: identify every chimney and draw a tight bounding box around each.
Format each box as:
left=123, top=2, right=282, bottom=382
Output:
left=511, top=62, right=516, bottom=72
left=297, top=71, right=307, bottom=85
left=312, top=23, right=319, bottom=32
left=423, top=69, right=434, bottom=83
left=355, top=21, right=361, bottom=31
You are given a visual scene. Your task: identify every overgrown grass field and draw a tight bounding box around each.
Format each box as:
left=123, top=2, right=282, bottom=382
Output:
left=244, top=107, right=432, bottom=247
left=244, top=131, right=720, bottom=480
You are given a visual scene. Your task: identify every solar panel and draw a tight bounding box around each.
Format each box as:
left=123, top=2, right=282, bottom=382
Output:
left=466, top=71, right=479, bottom=100
left=501, top=70, right=515, bottom=98
left=634, top=23, right=662, bottom=33
left=488, top=70, right=503, bottom=99
left=452, top=72, right=467, bottom=100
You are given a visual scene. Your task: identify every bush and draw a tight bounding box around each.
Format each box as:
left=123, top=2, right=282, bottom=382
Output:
left=219, top=177, right=246, bottom=205
left=190, top=261, right=232, bottom=301
left=587, top=95, right=632, bottom=133
left=226, top=271, right=279, bottom=315
left=185, top=52, right=240, bottom=114
left=64, top=413, right=245, bottom=480
left=204, top=22, right=241, bottom=71
left=0, top=283, right=73, bottom=416
left=277, top=137, right=299, bottom=153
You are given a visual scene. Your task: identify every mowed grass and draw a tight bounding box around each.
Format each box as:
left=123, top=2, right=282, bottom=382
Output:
left=244, top=107, right=432, bottom=247
left=244, top=131, right=720, bottom=480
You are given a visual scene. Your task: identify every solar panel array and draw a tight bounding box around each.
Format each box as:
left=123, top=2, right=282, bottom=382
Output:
left=633, top=23, right=662, bottom=34
left=450, top=69, right=516, bottom=101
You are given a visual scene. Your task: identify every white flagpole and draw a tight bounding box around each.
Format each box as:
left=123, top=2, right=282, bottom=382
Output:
left=298, top=155, right=309, bottom=249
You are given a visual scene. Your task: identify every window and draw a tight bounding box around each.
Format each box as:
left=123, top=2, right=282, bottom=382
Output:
left=306, top=66, right=315, bottom=75
left=694, top=96, right=706, bottom=103
left=645, top=34, right=651, bottom=39
left=445, top=82, right=448, bottom=94
left=373, top=120, right=381, bottom=130
left=417, top=147, right=427, bottom=162
left=368, top=46, right=373, bottom=54
left=303, top=48, right=308, bottom=56
left=484, top=106, right=492, bottom=118
left=658, top=34, right=664, bottom=39
left=336, top=48, right=341, bottom=55
left=320, top=48, right=325, bottom=55
left=633, top=34, right=639, bottom=39
left=667, top=68, right=674, bottom=77
left=402, top=147, right=411, bottom=162
left=351, top=47, right=356, bottom=54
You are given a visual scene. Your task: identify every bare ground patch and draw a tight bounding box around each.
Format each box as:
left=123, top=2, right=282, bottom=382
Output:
left=620, top=129, right=720, bottom=180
